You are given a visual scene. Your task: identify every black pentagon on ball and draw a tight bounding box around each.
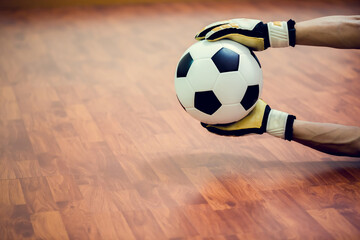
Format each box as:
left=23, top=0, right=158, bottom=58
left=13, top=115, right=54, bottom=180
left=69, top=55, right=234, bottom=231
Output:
left=177, top=52, right=193, bottom=78
left=194, top=91, right=222, bottom=115
left=241, top=85, right=259, bottom=110
left=211, top=47, right=239, bottom=73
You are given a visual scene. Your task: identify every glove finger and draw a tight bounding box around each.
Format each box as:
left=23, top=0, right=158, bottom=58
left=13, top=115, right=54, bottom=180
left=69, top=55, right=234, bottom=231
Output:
left=203, top=123, right=265, bottom=137
left=195, top=23, right=224, bottom=40
left=205, top=24, right=266, bottom=51
left=205, top=20, right=267, bottom=39
left=195, top=20, right=230, bottom=40
left=206, top=125, right=256, bottom=136
left=201, top=122, right=241, bottom=136
left=205, top=24, right=243, bottom=41
left=228, top=18, right=262, bottom=31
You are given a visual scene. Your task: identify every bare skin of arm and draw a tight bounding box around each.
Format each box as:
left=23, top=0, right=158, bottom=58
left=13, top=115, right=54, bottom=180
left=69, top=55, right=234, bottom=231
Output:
left=291, top=16, right=360, bottom=156
left=292, top=120, right=360, bottom=157
left=295, top=15, right=360, bottom=49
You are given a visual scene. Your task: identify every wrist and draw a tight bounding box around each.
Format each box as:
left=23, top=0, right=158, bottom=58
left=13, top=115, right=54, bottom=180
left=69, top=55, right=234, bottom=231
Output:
left=267, top=19, right=296, bottom=48
left=266, top=109, right=296, bottom=140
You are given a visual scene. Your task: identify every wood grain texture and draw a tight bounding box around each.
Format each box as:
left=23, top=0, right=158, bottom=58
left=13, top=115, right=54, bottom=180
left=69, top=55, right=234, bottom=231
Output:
left=0, top=0, right=360, bottom=239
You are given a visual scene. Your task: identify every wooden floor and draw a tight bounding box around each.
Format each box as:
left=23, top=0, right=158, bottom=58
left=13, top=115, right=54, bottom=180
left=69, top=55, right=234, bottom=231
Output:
left=1, top=0, right=360, bottom=239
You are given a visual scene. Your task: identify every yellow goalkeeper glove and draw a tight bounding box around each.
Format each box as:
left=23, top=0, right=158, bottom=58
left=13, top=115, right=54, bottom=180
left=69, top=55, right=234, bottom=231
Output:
left=201, top=99, right=296, bottom=141
left=195, top=18, right=296, bottom=51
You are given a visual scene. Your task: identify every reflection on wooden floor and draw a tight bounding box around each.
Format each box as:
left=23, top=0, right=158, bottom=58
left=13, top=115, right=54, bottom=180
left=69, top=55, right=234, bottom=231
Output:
left=0, top=0, right=360, bottom=239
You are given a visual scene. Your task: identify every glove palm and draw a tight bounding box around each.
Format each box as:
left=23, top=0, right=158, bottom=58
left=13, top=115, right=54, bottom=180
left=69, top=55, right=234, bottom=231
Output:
left=201, top=99, right=296, bottom=141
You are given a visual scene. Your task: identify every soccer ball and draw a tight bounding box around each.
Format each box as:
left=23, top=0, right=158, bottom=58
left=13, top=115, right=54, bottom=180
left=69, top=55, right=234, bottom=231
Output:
left=174, top=39, right=263, bottom=124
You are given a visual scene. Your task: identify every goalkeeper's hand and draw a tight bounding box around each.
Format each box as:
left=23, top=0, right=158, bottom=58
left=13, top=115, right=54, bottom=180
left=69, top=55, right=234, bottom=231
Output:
left=195, top=18, right=296, bottom=51
left=201, top=99, right=296, bottom=141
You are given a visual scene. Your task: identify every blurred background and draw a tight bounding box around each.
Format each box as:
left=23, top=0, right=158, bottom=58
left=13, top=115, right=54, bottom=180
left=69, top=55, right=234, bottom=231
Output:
left=0, top=0, right=360, bottom=239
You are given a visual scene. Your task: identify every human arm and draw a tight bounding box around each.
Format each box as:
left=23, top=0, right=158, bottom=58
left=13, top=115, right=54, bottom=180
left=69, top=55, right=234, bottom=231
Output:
left=295, top=15, right=360, bottom=49
left=196, top=15, right=360, bottom=50
left=293, top=120, right=360, bottom=157
left=202, top=100, right=360, bottom=157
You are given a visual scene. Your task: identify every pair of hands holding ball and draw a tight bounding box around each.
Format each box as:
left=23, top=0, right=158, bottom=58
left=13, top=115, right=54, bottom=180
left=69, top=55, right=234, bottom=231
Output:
left=195, top=18, right=297, bottom=140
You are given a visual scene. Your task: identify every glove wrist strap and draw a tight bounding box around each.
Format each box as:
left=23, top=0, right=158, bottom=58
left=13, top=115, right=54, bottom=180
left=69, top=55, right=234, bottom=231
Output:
left=268, top=21, right=289, bottom=48
left=266, top=110, right=296, bottom=141
left=287, top=19, right=296, bottom=47
left=268, top=19, right=296, bottom=48
left=284, top=114, right=296, bottom=140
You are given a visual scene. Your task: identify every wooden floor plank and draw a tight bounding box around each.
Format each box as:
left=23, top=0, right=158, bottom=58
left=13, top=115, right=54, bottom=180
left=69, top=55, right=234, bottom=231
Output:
left=122, top=209, right=167, bottom=240
left=182, top=166, right=238, bottom=210
left=308, top=208, right=360, bottom=239
left=20, top=177, right=58, bottom=214
left=150, top=206, right=198, bottom=239
left=0, top=179, right=26, bottom=205
left=30, top=211, right=69, bottom=240
left=58, top=201, right=101, bottom=240
left=0, top=204, right=35, bottom=240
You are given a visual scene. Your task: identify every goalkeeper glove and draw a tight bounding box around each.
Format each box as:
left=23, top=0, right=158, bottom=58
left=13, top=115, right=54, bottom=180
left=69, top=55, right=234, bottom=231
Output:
left=201, top=99, right=296, bottom=141
left=195, top=18, right=296, bottom=51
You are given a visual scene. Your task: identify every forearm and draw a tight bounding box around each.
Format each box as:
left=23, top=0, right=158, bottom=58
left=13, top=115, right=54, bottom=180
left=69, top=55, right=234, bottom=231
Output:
left=295, top=15, right=360, bottom=49
left=292, top=120, right=360, bottom=157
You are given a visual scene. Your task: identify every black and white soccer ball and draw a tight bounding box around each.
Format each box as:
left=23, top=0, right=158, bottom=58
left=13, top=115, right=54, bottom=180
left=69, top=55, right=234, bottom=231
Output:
left=175, top=39, right=263, bottom=124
